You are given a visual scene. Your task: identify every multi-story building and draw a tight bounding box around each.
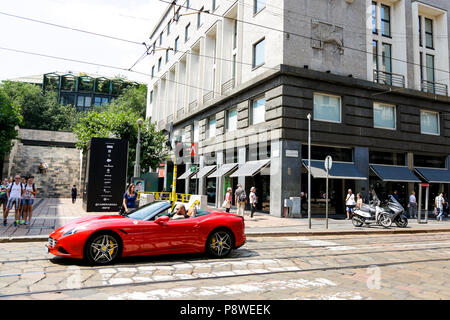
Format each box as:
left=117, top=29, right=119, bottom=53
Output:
left=147, top=0, right=450, bottom=217
left=9, top=71, right=139, bottom=111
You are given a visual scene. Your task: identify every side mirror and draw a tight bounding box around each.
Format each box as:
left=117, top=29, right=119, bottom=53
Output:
left=155, top=215, right=170, bottom=224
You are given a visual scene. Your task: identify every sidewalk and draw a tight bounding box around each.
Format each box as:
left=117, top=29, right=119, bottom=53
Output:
left=1, top=198, right=449, bottom=242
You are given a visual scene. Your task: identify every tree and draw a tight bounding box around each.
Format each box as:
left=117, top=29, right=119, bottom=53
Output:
left=73, top=110, right=168, bottom=178
left=103, top=84, right=147, bottom=118
left=0, top=89, right=22, bottom=158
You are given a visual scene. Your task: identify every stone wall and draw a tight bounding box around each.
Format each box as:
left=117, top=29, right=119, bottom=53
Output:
left=2, top=129, right=81, bottom=198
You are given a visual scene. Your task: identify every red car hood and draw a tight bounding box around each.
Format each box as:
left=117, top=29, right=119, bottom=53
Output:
left=50, top=214, right=127, bottom=238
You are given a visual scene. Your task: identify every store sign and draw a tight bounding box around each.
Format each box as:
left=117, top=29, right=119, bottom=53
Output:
left=286, top=150, right=299, bottom=158
left=82, top=138, right=128, bottom=212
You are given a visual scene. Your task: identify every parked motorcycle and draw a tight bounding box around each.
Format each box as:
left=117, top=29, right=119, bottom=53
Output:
left=352, top=192, right=392, bottom=228
left=386, top=194, right=408, bottom=228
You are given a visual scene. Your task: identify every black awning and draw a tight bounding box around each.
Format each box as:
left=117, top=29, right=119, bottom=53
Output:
left=302, top=160, right=367, bottom=180
left=414, top=167, right=450, bottom=183
left=370, top=165, right=421, bottom=183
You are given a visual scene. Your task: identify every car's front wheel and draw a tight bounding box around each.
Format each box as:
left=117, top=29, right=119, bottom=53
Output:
left=84, top=232, right=121, bottom=265
left=206, top=229, right=234, bottom=258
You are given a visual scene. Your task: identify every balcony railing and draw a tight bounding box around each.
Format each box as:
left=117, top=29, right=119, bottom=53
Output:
left=188, top=100, right=198, bottom=112
left=167, top=114, right=174, bottom=123
left=203, top=90, right=214, bottom=104
left=158, top=119, right=166, bottom=130
left=176, top=107, right=184, bottom=119
left=373, top=70, right=405, bottom=88
left=221, top=78, right=235, bottom=94
left=421, top=80, right=448, bottom=96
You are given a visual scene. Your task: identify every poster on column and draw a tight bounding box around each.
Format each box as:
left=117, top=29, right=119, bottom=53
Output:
left=82, top=138, right=128, bottom=212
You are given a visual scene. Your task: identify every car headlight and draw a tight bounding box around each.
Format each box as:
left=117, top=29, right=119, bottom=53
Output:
left=62, top=227, right=84, bottom=237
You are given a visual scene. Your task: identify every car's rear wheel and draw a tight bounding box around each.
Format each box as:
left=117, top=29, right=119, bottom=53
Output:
left=84, top=232, right=121, bottom=265
left=206, top=229, right=234, bottom=258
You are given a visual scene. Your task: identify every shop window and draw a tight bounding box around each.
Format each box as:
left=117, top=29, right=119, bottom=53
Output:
left=414, top=154, right=446, bottom=168
left=369, top=151, right=406, bottom=166
left=247, top=142, right=271, bottom=161
left=302, top=145, right=353, bottom=162
left=373, top=102, right=396, bottom=129
left=313, top=93, right=341, bottom=123
left=420, top=110, right=439, bottom=135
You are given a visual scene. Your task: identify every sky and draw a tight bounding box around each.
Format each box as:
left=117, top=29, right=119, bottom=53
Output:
left=0, top=0, right=168, bottom=83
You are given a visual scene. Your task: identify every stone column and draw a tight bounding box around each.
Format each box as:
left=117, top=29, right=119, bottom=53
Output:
left=407, top=152, right=415, bottom=195
left=354, top=147, right=369, bottom=194
left=270, top=140, right=302, bottom=217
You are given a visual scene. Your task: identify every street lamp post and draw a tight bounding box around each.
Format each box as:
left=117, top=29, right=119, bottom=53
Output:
left=307, top=113, right=311, bottom=229
left=134, top=118, right=144, bottom=177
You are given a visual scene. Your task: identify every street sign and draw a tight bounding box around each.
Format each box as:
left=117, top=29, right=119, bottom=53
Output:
left=190, top=165, right=198, bottom=173
left=325, top=155, right=333, bottom=171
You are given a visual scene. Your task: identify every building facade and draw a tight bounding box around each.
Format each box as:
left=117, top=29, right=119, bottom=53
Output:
left=147, top=0, right=450, bottom=217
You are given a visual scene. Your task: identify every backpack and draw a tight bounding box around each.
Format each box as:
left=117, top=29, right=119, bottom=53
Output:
left=239, top=190, right=247, bottom=202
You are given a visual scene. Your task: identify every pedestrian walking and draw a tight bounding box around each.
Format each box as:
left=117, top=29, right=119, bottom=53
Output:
left=122, top=184, right=137, bottom=215
left=71, top=185, right=77, bottom=204
left=3, top=175, right=24, bottom=227
left=345, top=189, right=356, bottom=220
left=435, top=192, right=445, bottom=221
left=0, top=179, right=8, bottom=220
left=393, top=190, right=400, bottom=202
left=223, top=187, right=232, bottom=213
left=443, top=193, right=449, bottom=218
left=249, top=187, right=257, bottom=218
left=19, top=176, right=27, bottom=223
left=234, top=184, right=246, bottom=217
left=300, top=192, right=307, bottom=215
left=21, top=176, right=37, bottom=225
left=408, top=191, right=417, bottom=219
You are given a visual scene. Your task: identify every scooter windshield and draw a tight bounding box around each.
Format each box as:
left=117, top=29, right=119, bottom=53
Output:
left=388, top=194, right=404, bottom=211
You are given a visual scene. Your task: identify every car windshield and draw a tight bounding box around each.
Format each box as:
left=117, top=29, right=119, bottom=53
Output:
left=127, top=201, right=172, bottom=221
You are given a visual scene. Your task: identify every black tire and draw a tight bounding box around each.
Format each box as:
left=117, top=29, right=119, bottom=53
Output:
left=352, top=216, right=364, bottom=227
left=395, top=216, right=408, bottom=228
left=206, top=229, right=234, bottom=258
left=84, top=231, right=122, bottom=265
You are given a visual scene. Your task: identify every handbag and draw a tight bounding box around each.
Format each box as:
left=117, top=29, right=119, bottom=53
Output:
left=222, top=200, right=229, bottom=208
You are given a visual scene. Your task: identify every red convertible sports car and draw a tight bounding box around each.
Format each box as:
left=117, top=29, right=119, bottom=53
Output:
left=47, top=201, right=246, bottom=265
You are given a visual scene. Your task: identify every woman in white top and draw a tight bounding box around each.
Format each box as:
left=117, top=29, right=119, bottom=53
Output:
left=224, top=187, right=232, bottom=213
left=250, top=187, right=257, bottom=218
left=22, top=176, right=37, bottom=225
left=345, top=189, right=356, bottom=220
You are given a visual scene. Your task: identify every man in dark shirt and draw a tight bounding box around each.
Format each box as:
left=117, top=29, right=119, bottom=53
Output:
left=71, top=185, right=77, bottom=204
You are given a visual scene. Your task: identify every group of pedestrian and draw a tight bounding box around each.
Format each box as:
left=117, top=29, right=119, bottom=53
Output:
left=222, top=184, right=258, bottom=218
left=1, top=175, right=37, bottom=227
left=409, top=191, right=448, bottom=221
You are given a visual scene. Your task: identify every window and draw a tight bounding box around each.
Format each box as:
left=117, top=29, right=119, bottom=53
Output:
left=212, top=0, right=216, bottom=11
left=414, top=154, right=446, bottom=168
left=252, top=38, right=265, bottom=68
left=149, top=90, right=153, bottom=104
left=382, top=43, right=392, bottom=73
left=226, top=107, right=238, bottom=132
left=425, top=18, right=434, bottom=49
left=233, top=19, right=238, bottom=49
left=159, top=32, right=163, bottom=45
left=151, top=65, right=155, bottom=78
left=313, top=93, right=341, bottom=123
left=418, top=16, right=423, bottom=47
left=251, top=96, right=265, bottom=125
left=175, top=8, right=180, bottom=23
left=208, top=117, right=216, bottom=138
left=167, top=20, right=171, bottom=35
left=185, top=23, right=190, bottom=42
left=158, top=57, right=162, bottom=71
left=197, top=7, right=203, bottom=28
left=426, top=54, right=435, bottom=83
left=254, top=0, right=266, bottom=15
left=186, top=0, right=190, bottom=8
left=193, top=122, right=199, bottom=142
left=165, top=49, right=169, bottom=63
left=372, top=2, right=377, bottom=34
left=174, top=36, right=179, bottom=52
left=373, top=102, right=396, bottom=129
left=420, top=110, right=439, bottom=135
left=372, top=40, right=378, bottom=71
left=152, top=42, right=156, bottom=54
left=381, top=4, right=391, bottom=37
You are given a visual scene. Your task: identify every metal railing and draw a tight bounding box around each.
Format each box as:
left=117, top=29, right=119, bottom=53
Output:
left=221, top=78, right=235, bottom=94
left=176, top=107, right=184, bottom=119
left=157, top=119, right=166, bottom=129
left=373, top=70, right=405, bottom=88
left=188, top=100, right=198, bottom=112
left=167, top=114, right=174, bottom=123
left=203, top=90, right=214, bottom=104
left=421, top=80, right=448, bottom=96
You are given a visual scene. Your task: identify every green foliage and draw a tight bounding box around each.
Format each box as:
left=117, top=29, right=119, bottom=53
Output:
left=105, top=84, right=147, bottom=118
left=73, top=110, right=168, bottom=177
left=0, top=81, right=75, bottom=131
left=0, top=89, right=22, bottom=157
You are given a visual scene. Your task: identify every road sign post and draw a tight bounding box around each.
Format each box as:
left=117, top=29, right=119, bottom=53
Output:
left=324, top=155, right=333, bottom=229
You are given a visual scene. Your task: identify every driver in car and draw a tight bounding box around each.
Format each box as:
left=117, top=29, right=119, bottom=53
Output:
left=172, top=204, right=195, bottom=219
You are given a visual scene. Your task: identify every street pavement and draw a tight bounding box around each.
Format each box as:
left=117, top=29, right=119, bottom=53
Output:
left=0, top=232, right=448, bottom=299
left=1, top=198, right=449, bottom=241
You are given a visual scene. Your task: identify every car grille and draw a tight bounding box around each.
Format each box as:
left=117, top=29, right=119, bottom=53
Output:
left=48, top=237, right=57, bottom=248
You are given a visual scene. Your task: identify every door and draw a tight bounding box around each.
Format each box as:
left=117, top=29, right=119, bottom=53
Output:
left=140, top=217, right=202, bottom=254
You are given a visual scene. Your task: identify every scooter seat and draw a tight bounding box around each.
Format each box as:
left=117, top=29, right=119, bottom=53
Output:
left=360, top=204, right=376, bottom=215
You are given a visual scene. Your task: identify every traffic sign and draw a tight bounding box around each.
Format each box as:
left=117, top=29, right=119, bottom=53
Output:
left=190, top=165, right=198, bottom=173
left=325, top=155, right=333, bottom=171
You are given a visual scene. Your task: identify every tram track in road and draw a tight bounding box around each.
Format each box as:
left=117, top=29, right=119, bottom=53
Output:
left=0, top=254, right=448, bottom=299
left=0, top=243, right=449, bottom=279
left=1, top=232, right=449, bottom=265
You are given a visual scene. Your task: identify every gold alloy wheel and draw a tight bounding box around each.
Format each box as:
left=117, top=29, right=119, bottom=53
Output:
left=89, top=234, right=119, bottom=264
left=209, top=231, right=232, bottom=257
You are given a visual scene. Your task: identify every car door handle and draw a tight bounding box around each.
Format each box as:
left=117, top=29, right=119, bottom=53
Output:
left=194, top=224, right=200, bottom=229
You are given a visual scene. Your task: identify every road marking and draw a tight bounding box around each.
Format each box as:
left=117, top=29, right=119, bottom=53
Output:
left=108, top=277, right=337, bottom=300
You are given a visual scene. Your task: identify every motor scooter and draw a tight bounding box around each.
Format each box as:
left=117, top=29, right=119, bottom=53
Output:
left=352, top=192, right=392, bottom=228
left=385, top=194, right=408, bottom=228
